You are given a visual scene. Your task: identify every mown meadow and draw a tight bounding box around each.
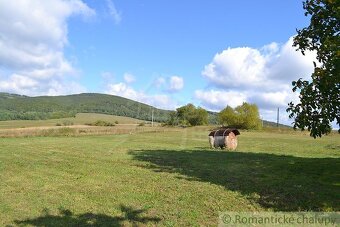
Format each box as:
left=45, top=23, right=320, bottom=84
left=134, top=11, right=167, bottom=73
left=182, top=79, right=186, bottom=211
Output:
left=0, top=123, right=339, bottom=226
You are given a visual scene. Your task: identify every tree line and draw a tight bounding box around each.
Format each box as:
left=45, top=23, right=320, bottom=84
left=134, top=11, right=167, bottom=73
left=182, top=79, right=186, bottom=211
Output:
left=167, top=102, right=262, bottom=129
left=0, top=93, right=262, bottom=129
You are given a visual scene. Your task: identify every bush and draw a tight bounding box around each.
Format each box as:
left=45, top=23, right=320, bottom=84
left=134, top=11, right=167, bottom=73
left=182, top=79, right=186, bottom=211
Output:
left=41, top=127, right=76, bottom=137
left=62, top=120, right=73, bottom=126
left=86, top=120, right=115, bottom=127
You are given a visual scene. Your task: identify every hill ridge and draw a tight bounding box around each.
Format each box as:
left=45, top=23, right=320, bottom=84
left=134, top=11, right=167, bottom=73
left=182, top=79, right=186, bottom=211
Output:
left=0, top=92, right=290, bottom=127
left=0, top=92, right=170, bottom=122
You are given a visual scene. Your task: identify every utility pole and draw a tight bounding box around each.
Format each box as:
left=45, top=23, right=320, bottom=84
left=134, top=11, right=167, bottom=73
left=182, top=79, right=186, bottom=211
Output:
left=277, top=107, right=280, bottom=128
left=151, top=108, right=154, bottom=127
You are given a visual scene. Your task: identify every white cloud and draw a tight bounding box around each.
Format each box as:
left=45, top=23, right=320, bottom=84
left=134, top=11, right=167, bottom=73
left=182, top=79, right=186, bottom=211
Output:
left=101, top=71, right=115, bottom=82
left=169, top=76, right=184, bottom=92
left=0, top=73, right=86, bottom=96
left=0, top=0, right=95, bottom=96
left=202, top=37, right=316, bottom=91
left=123, top=73, right=136, bottom=83
left=247, top=90, right=299, bottom=110
left=106, top=82, right=177, bottom=110
left=267, top=37, right=317, bottom=82
left=196, top=36, right=316, bottom=125
left=0, top=74, right=38, bottom=90
left=202, top=47, right=267, bottom=89
left=107, top=82, right=139, bottom=100
left=152, top=76, right=184, bottom=92
left=149, top=95, right=176, bottom=109
left=45, top=80, right=87, bottom=96
left=106, top=0, right=121, bottom=24
left=153, top=77, right=166, bottom=88
left=195, top=90, right=247, bottom=111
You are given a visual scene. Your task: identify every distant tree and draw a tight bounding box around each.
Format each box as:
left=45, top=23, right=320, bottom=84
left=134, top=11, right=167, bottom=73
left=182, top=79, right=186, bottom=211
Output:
left=166, top=111, right=179, bottom=126
left=176, top=104, right=195, bottom=126
left=191, top=107, right=208, bottom=126
left=235, top=103, right=262, bottom=129
left=218, top=103, right=262, bottom=129
left=287, top=0, right=340, bottom=137
left=218, top=106, right=236, bottom=126
left=207, top=111, right=219, bottom=125
left=173, top=104, right=208, bottom=126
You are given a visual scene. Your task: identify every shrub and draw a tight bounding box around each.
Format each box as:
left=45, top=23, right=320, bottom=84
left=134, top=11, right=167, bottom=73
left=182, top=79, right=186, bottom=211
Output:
left=62, top=120, right=73, bottom=126
left=86, top=120, right=115, bottom=127
left=41, top=127, right=76, bottom=137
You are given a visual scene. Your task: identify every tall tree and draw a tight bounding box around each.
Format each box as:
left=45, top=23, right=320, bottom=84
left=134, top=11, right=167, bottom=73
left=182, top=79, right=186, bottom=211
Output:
left=218, top=106, right=236, bottom=126
left=218, top=103, right=262, bottom=129
left=235, top=103, right=262, bottom=129
left=287, top=0, right=340, bottom=137
left=175, top=104, right=208, bottom=126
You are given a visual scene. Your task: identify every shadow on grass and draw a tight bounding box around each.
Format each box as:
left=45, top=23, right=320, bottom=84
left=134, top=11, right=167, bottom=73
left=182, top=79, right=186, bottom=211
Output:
left=14, top=205, right=160, bottom=227
left=129, top=149, right=339, bottom=211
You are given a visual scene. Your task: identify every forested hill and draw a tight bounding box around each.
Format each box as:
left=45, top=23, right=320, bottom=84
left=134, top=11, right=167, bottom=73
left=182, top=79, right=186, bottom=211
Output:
left=0, top=93, right=171, bottom=122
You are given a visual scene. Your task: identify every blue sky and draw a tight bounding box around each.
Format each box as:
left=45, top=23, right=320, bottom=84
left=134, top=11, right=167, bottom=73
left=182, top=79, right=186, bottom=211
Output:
left=0, top=0, right=317, bottom=125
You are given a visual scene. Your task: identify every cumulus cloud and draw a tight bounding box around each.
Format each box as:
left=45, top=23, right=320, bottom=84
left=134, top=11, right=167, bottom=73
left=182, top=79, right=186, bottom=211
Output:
left=196, top=36, right=316, bottom=125
left=247, top=90, right=298, bottom=110
left=106, top=0, right=121, bottom=24
left=152, top=76, right=184, bottom=92
left=123, top=73, right=136, bottom=84
left=267, top=37, right=317, bottom=82
left=153, top=77, right=166, bottom=88
left=106, top=82, right=177, bottom=110
left=202, top=37, right=315, bottom=92
left=202, top=47, right=267, bottom=89
left=195, top=90, right=247, bottom=111
left=0, top=0, right=95, bottom=96
left=107, top=82, right=138, bottom=100
left=169, top=76, right=184, bottom=92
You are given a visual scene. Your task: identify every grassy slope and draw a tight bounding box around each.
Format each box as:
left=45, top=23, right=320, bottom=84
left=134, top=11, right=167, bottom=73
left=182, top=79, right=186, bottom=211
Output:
left=0, top=128, right=339, bottom=226
left=0, top=113, right=144, bottom=129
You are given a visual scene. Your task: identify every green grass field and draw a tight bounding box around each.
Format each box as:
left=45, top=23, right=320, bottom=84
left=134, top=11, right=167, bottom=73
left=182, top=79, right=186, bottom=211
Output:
left=0, top=127, right=339, bottom=226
